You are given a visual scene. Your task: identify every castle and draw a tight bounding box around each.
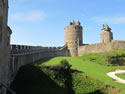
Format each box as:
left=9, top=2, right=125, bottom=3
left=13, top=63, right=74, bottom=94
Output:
left=1, top=0, right=125, bottom=94
left=65, top=21, right=125, bottom=57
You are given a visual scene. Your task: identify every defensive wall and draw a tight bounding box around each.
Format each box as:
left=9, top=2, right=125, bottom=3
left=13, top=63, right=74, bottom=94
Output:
left=78, top=40, right=125, bottom=56
left=10, top=44, right=61, bottom=54
left=9, top=44, right=69, bottom=83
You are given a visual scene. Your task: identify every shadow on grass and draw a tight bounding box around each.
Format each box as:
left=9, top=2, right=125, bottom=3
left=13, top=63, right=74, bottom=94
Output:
left=7, top=57, right=106, bottom=94
left=88, top=90, right=103, bottom=94
left=65, top=71, right=75, bottom=94
left=39, top=65, right=83, bottom=94
left=7, top=65, right=66, bottom=94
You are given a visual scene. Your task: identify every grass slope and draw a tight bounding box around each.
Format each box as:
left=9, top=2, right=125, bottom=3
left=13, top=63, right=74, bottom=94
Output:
left=37, top=57, right=125, bottom=90
left=35, top=50, right=125, bottom=93
left=9, top=64, right=106, bottom=94
left=10, top=49, right=125, bottom=94
left=116, top=74, right=125, bottom=80
left=9, top=65, right=66, bottom=94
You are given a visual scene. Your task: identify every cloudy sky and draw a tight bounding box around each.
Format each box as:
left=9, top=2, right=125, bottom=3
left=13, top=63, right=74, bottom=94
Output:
left=8, top=0, right=125, bottom=46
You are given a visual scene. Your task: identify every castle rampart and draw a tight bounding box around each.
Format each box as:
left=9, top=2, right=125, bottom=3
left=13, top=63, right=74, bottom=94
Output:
left=78, top=40, right=125, bottom=56
left=10, top=44, right=60, bottom=54
left=8, top=44, right=69, bottom=82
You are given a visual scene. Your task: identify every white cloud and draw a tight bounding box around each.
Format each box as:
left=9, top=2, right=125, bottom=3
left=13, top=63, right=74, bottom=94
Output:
left=10, top=10, right=46, bottom=22
left=92, top=16, right=125, bottom=24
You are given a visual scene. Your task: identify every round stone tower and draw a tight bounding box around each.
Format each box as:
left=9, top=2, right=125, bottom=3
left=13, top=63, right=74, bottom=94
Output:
left=100, top=24, right=113, bottom=43
left=64, top=20, right=83, bottom=57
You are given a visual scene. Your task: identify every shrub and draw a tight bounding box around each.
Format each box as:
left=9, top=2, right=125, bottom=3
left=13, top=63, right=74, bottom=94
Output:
left=72, top=73, right=104, bottom=94
left=60, top=59, right=72, bottom=71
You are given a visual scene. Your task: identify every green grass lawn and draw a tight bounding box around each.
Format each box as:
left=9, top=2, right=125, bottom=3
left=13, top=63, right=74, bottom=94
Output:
left=116, top=74, right=125, bottom=80
left=36, top=57, right=125, bottom=89
left=34, top=50, right=125, bottom=94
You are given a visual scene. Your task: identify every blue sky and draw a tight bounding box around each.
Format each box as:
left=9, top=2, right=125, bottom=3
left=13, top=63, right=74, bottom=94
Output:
left=8, top=0, right=125, bottom=46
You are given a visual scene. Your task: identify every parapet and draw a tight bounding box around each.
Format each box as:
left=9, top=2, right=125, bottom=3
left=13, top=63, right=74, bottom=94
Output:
left=112, top=40, right=125, bottom=43
left=69, top=20, right=81, bottom=26
left=10, top=44, right=64, bottom=54
left=65, top=20, right=82, bottom=31
left=102, top=24, right=111, bottom=32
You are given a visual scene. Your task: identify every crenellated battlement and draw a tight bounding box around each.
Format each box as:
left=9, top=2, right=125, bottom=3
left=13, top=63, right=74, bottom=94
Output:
left=102, top=24, right=111, bottom=32
left=65, top=20, right=82, bottom=31
left=10, top=44, right=63, bottom=54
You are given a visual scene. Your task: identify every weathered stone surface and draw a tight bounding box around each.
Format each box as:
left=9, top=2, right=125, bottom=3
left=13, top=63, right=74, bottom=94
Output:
left=64, top=22, right=125, bottom=56
left=0, top=16, right=3, bottom=41
left=78, top=40, right=125, bottom=56
left=100, top=24, right=113, bottom=43
left=64, top=20, right=83, bottom=57
left=0, top=0, right=12, bottom=93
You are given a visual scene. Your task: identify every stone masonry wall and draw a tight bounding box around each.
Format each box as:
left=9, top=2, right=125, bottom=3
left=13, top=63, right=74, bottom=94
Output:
left=0, top=0, right=12, bottom=94
left=78, top=40, right=125, bottom=56
left=10, top=40, right=125, bottom=78
left=10, top=44, right=60, bottom=54
left=9, top=45, right=69, bottom=81
left=64, top=21, right=82, bottom=57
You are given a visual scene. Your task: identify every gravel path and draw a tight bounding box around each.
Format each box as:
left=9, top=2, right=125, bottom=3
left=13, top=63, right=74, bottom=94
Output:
left=107, top=70, right=125, bottom=84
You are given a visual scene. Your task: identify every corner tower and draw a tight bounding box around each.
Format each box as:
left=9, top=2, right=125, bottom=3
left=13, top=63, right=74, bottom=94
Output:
left=100, top=24, right=113, bottom=43
left=64, top=20, right=83, bottom=57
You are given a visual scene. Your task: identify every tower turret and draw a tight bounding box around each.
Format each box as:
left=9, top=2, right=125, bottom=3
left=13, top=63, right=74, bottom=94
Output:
left=100, top=24, right=113, bottom=43
left=64, top=20, right=83, bottom=57
left=76, top=20, right=80, bottom=25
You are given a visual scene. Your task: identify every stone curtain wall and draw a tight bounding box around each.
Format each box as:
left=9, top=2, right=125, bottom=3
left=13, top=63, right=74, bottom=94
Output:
left=11, top=45, right=60, bottom=54
left=11, top=51, right=57, bottom=75
left=111, top=40, right=125, bottom=49
left=78, top=43, right=112, bottom=56
left=9, top=44, right=69, bottom=81
left=10, top=40, right=125, bottom=78
left=78, top=40, right=125, bottom=56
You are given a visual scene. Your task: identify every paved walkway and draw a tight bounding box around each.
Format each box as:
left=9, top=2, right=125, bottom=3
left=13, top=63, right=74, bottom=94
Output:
left=107, top=70, right=125, bottom=84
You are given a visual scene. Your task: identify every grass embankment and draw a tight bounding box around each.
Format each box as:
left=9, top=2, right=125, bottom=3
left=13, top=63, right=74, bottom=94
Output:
left=10, top=49, right=125, bottom=94
left=9, top=64, right=106, bottom=94
left=116, top=74, right=125, bottom=80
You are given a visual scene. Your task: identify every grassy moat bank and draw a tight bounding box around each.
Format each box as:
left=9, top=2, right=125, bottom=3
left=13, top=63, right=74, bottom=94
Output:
left=9, top=50, right=125, bottom=94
